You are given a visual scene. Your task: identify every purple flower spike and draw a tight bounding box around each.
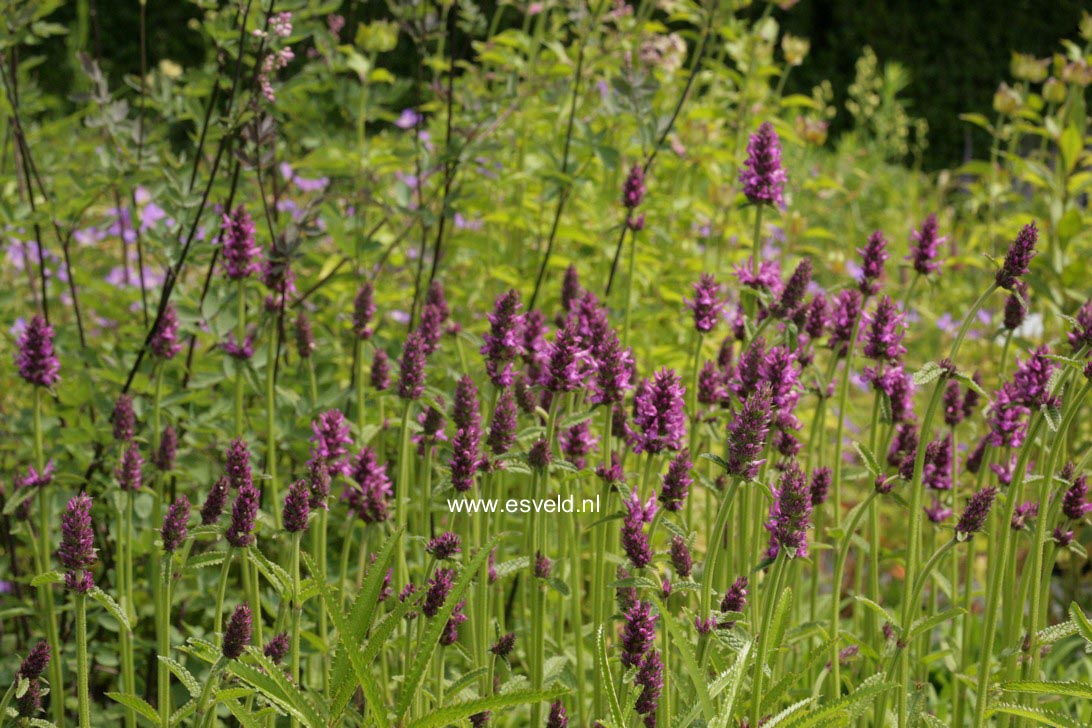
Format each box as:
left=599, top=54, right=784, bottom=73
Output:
left=59, top=493, right=97, bottom=591
left=113, top=394, right=136, bottom=442
left=908, top=214, right=946, bottom=276
left=924, top=498, right=952, bottom=524
left=490, top=632, right=516, bottom=657
left=685, top=274, right=727, bottom=333
left=828, top=289, right=863, bottom=358
left=295, top=311, right=315, bottom=359
left=18, top=641, right=50, bottom=682
left=534, top=551, right=552, bottom=579
left=1010, top=345, right=1057, bottom=409
left=481, top=290, right=526, bottom=388
left=1003, top=282, right=1029, bottom=331
left=222, top=603, right=252, bottom=659
left=452, top=375, right=480, bottom=433
left=805, top=293, right=830, bottom=339
left=487, top=389, right=518, bottom=456
left=632, top=368, right=687, bottom=455
left=622, top=163, right=645, bottom=210
left=309, top=410, right=353, bottom=477
left=547, top=700, right=569, bottom=728
left=774, top=258, right=813, bottom=319
left=439, top=599, right=467, bottom=646
left=539, top=318, right=588, bottom=393
left=810, top=467, right=832, bottom=507
left=426, top=532, right=461, bottom=560
left=220, top=206, right=261, bottom=280
left=417, top=300, right=445, bottom=356
left=283, top=479, right=311, bottom=533
left=225, top=438, right=253, bottom=490
left=226, top=481, right=261, bottom=548
left=560, top=420, right=599, bottom=469
left=1010, top=501, right=1038, bottom=531
left=154, top=424, right=178, bottom=472
left=561, top=264, right=583, bottom=315
left=620, top=599, right=657, bottom=668
left=423, top=568, right=454, bottom=618
left=719, top=576, right=749, bottom=628
left=670, top=536, right=692, bottom=577
left=344, top=447, right=393, bottom=523
left=1061, top=473, right=1090, bottom=521
left=450, top=420, right=483, bottom=493
left=857, top=231, right=890, bottom=295
left=263, top=632, right=289, bottom=664
left=201, top=476, right=230, bottom=525
left=996, top=222, right=1038, bottom=290
left=740, top=121, right=787, bottom=206
left=765, top=462, right=812, bottom=559
left=116, top=441, right=144, bottom=492
left=725, top=384, right=773, bottom=480
left=955, top=486, right=998, bottom=539
left=621, top=489, right=657, bottom=569
left=15, top=315, right=60, bottom=388
left=160, top=496, right=190, bottom=552
left=150, top=303, right=183, bottom=360
left=634, top=650, right=664, bottom=726
left=591, top=329, right=634, bottom=405
left=863, top=296, right=907, bottom=362
left=659, top=450, right=692, bottom=512
left=397, top=331, right=428, bottom=400
left=371, top=348, right=391, bottom=391
left=222, top=331, right=255, bottom=360
left=306, top=460, right=331, bottom=511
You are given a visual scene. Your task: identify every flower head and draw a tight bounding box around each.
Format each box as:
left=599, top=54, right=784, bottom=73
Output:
left=423, top=568, right=454, bottom=618
left=371, top=348, right=391, bottom=391
left=620, top=599, right=657, bottom=668
left=908, top=214, right=946, bottom=276
left=773, top=258, right=813, bottom=319
left=863, top=296, right=907, bottom=362
left=153, top=424, right=178, bottom=472
left=160, top=496, right=190, bottom=552
left=634, top=650, right=664, bottom=726
left=480, top=290, right=525, bottom=387
left=397, top=331, right=428, bottom=400
left=725, top=385, right=773, bottom=479
left=223, top=603, right=252, bottom=659
left=344, top=447, right=393, bottom=523
left=59, top=493, right=97, bottom=591
left=220, top=206, right=261, bottom=280
left=490, top=632, right=516, bottom=657
left=547, top=700, right=569, bottom=728
left=560, top=420, right=599, bottom=469
left=632, top=368, right=687, bottom=454
left=810, top=467, right=832, bottom=506
left=201, top=476, right=231, bottom=525
left=450, top=423, right=483, bottom=493
left=263, top=633, right=289, bottom=664
left=955, top=486, right=998, bottom=539
left=685, top=274, right=727, bottom=333
left=1069, top=300, right=1092, bottom=352
left=670, top=536, right=692, bottom=577
left=996, top=222, right=1038, bottom=290
left=740, top=121, right=787, bottom=206
left=309, top=410, right=353, bottom=476
left=224, top=438, right=252, bottom=490
left=283, top=479, right=311, bottom=533
left=659, top=450, right=692, bottom=512
left=765, top=462, right=812, bottom=559
left=1062, top=473, right=1090, bottom=521
left=621, top=489, right=657, bottom=569
left=15, top=315, right=60, bottom=387
left=857, top=231, right=890, bottom=295
left=151, top=304, right=183, bottom=359
left=487, top=389, right=518, bottom=456
left=828, top=289, right=863, bottom=357
left=622, top=163, right=645, bottom=210
left=113, top=394, right=136, bottom=442
left=294, top=311, right=315, bottom=359
left=116, top=441, right=144, bottom=492
left=539, top=318, right=588, bottom=393
left=225, top=482, right=261, bottom=548
left=426, top=532, right=461, bottom=560
left=591, top=328, right=634, bottom=405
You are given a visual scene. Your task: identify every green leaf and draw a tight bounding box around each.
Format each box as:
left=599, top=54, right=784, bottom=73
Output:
left=158, top=656, right=200, bottom=698
left=223, top=698, right=264, bottom=728
left=762, top=698, right=815, bottom=727
left=709, top=640, right=752, bottom=728
left=105, top=693, right=159, bottom=725
left=782, top=675, right=895, bottom=727
left=761, top=638, right=835, bottom=714
left=395, top=536, right=500, bottom=724
left=90, top=586, right=131, bottom=631
left=226, top=648, right=324, bottom=727
left=989, top=702, right=1085, bottom=728
left=852, top=442, right=881, bottom=477
left=853, top=596, right=898, bottom=629
left=1059, top=125, right=1082, bottom=173
left=30, top=571, right=63, bottom=587
left=246, top=546, right=289, bottom=595
left=768, top=586, right=794, bottom=657
left=168, top=699, right=196, bottom=728
left=1001, top=680, right=1092, bottom=700
left=701, top=453, right=731, bottom=472
left=907, top=607, right=966, bottom=641
left=597, top=625, right=625, bottom=726
left=648, top=595, right=715, bottom=720
left=1068, top=602, right=1092, bottom=644
left=912, top=362, right=944, bottom=386
left=321, top=583, right=390, bottom=726
left=406, top=687, right=568, bottom=728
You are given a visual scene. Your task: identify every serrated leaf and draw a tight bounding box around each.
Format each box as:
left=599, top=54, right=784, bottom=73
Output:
left=1001, top=680, right=1092, bottom=700
left=853, top=596, right=898, bottom=629
left=406, top=687, right=568, bottom=728
left=30, top=571, right=63, bottom=587
left=105, top=693, right=159, bottom=725
left=701, top=452, right=731, bottom=472
left=908, top=607, right=965, bottom=641
left=649, top=595, right=714, bottom=720
left=852, top=442, right=881, bottom=477
left=709, top=640, right=752, bottom=728
left=246, top=546, right=289, bottom=595
left=168, top=698, right=196, bottom=728
left=158, top=656, right=201, bottom=697
left=597, top=625, right=625, bottom=726
left=913, top=362, right=944, bottom=385
left=1069, top=602, right=1092, bottom=644
left=782, top=676, right=895, bottom=727
left=90, top=587, right=131, bottom=631
left=989, top=702, right=1085, bottom=728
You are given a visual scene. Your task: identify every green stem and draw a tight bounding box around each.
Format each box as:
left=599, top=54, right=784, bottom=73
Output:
left=213, top=550, right=234, bottom=642
left=265, top=319, right=282, bottom=529
left=622, top=227, right=636, bottom=349
left=234, top=279, right=246, bottom=437
left=395, top=402, right=413, bottom=589
left=750, top=553, right=787, bottom=728
left=289, top=532, right=302, bottom=728
left=34, top=386, right=65, bottom=728
left=76, top=592, right=90, bottom=728
left=158, top=554, right=174, bottom=728
left=700, top=477, right=741, bottom=621
left=829, top=490, right=879, bottom=696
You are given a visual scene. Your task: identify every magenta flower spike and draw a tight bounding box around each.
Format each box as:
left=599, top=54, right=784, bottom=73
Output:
left=15, top=315, right=61, bottom=388
left=740, top=121, right=787, bottom=207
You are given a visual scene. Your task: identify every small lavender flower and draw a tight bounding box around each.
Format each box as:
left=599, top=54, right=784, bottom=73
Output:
left=740, top=121, right=787, bottom=206
left=521, top=310, right=549, bottom=381
left=725, top=385, right=773, bottom=479
left=370, top=348, right=391, bottom=391
left=225, top=482, right=261, bottom=548
left=423, top=568, right=454, bottom=618
left=670, top=536, right=692, bottom=578
left=15, top=315, right=60, bottom=387
left=634, top=650, right=664, bottom=726
left=597, top=452, right=625, bottom=485
left=924, top=498, right=952, bottom=524
left=222, top=331, right=255, bottom=360
left=295, top=311, right=315, bottom=359
left=283, top=479, right=310, bottom=533
left=1010, top=345, right=1058, bottom=409
left=810, top=467, right=832, bottom=507
left=908, top=214, right=945, bottom=276
left=201, top=476, right=230, bottom=525
left=632, top=368, right=687, bottom=454
left=862, top=296, right=907, bottom=363
left=426, top=532, right=461, bottom=560
left=487, top=389, right=518, bottom=456
left=765, top=462, right=812, bottom=559
left=59, top=493, right=97, bottom=591
left=450, top=423, right=482, bottom=493
left=417, top=300, right=445, bottom=355
left=857, top=230, right=890, bottom=296
left=160, top=496, right=190, bottom=552
left=309, top=410, right=353, bottom=476
left=397, top=331, right=428, bottom=400
left=481, top=290, right=525, bottom=388
left=263, top=632, right=289, bottom=664
left=955, top=486, right=998, bottom=539
left=222, top=603, right=252, bottom=659
left=352, top=282, right=376, bottom=340
left=620, top=599, right=657, bottom=668
left=490, top=632, right=516, bottom=657
left=621, top=489, right=657, bottom=569
left=345, top=447, right=393, bottom=523
left=760, top=345, right=801, bottom=411
left=153, top=424, right=178, bottom=472
left=547, top=700, right=569, bottom=728
left=996, top=222, right=1038, bottom=290
left=116, top=441, right=143, bottom=492
left=470, top=712, right=491, bottom=728
left=943, top=380, right=964, bottom=427
left=452, top=375, right=481, bottom=432
left=698, top=360, right=728, bottom=408
left=225, top=438, right=252, bottom=490
left=528, top=437, right=551, bottom=470
left=987, top=387, right=1030, bottom=448
left=150, top=303, right=183, bottom=360
left=828, top=289, right=863, bottom=357
left=1061, top=473, right=1090, bottom=521
left=1010, top=501, right=1038, bottom=530
left=805, top=293, right=830, bottom=339
left=719, top=576, right=749, bottom=628
left=561, top=264, right=583, bottom=314
left=1069, top=300, right=1092, bottom=352
left=590, top=328, right=634, bottom=405
left=622, top=163, right=645, bottom=210
left=658, top=450, right=692, bottom=512
left=560, top=420, right=599, bottom=469
left=685, top=274, right=727, bottom=333
left=112, top=394, right=136, bottom=442
left=773, top=258, right=813, bottom=319
left=534, top=551, right=552, bottom=579
left=18, top=641, right=51, bottom=680
left=440, top=600, right=467, bottom=646
left=220, top=206, right=261, bottom=280
left=539, top=318, right=588, bottom=393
